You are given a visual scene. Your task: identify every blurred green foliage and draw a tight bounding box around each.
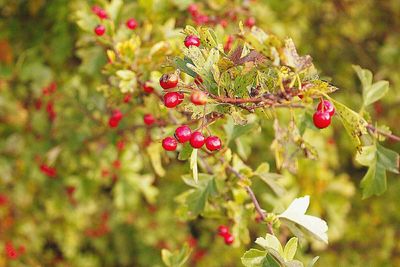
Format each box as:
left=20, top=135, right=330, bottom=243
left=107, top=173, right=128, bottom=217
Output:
left=0, top=0, right=399, bottom=266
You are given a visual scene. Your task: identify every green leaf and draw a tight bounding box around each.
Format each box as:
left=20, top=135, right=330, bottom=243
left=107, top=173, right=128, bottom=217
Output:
left=255, top=234, right=283, bottom=254
left=178, top=143, right=193, bottom=161
left=285, top=260, right=304, bottom=267
left=161, top=244, right=191, bottom=267
left=146, top=143, right=166, bottom=177
left=329, top=99, right=369, bottom=150
left=187, top=177, right=217, bottom=216
left=283, top=237, right=298, bottom=261
left=263, top=254, right=283, bottom=267
left=190, top=149, right=198, bottom=183
left=353, top=65, right=373, bottom=89
left=363, top=80, right=389, bottom=106
left=241, top=249, right=268, bottom=267
left=359, top=144, right=399, bottom=198
left=225, top=118, right=257, bottom=145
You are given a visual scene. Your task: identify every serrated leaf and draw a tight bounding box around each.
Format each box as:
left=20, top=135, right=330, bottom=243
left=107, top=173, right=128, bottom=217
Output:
left=242, top=249, right=267, bottom=267
left=278, top=196, right=328, bottom=244
left=329, top=99, right=369, bottom=150
left=363, top=80, right=389, bottom=106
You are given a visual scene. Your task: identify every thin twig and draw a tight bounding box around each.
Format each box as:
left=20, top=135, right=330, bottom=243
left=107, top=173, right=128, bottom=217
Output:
left=367, top=124, right=400, bottom=142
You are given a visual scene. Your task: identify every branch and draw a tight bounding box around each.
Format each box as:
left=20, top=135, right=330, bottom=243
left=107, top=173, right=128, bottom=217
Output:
left=367, top=124, right=400, bottom=142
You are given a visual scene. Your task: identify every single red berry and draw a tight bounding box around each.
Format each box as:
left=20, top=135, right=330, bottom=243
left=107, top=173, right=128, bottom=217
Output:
left=162, top=137, right=178, bottom=151
left=65, top=186, right=76, bottom=196
left=143, top=114, right=156, bottom=125
left=0, top=194, right=8, bottom=206
left=109, top=117, right=119, bottom=128
left=224, top=234, right=234, bottom=245
left=205, top=136, right=222, bottom=151
left=187, top=4, right=198, bottom=16
left=174, top=125, right=192, bottom=143
left=190, top=131, right=205, bottom=148
left=94, top=25, right=106, bottom=36
left=40, top=164, right=57, bottom=177
left=193, top=14, right=209, bottom=25
left=313, top=111, right=332, bottom=129
left=123, top=93, right=132, bottom=103
left=218, top=225, right=230, bottom=237
left=113, top=160, right=121, bottom=169
left=111, top=109, right=123, bottom=121
left=190, top=91, right=207, bottom=105
left=17, top=245, right=26, bottom=255
left=126, top=18, right=138, bottom=30
left=143, top=82, right=154, bottom=93
left=116, top=140, right=125, bottom=151
left=220, top=19, right=228, bottom=28
left=244, top=17, right=256, bottom=28
left=159, top=73, right=179, bottom=89
left=92, top=6, right=108, bottom=19
left=5, top=242, right=18, bottom=260
left=317, top=100, right=335, bottom=117
left=164, top=92, right=184, bottom=108
left=184, top=35, right=201, bottom=48
left=48, top=82, right=57, bottom=93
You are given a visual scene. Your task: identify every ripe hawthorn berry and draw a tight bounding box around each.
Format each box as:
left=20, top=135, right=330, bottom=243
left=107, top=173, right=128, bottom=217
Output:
left=317, top=100, right=335, bottom=117
left=164, top=92, right=184, bottom=108
left=224, top=234, right=234, bottom=245
left=174, top=125, right=192, bottom=143
left=184, top=35, right=201, bottom=48
left=190, top=91, right=207, bottom=105
left=205, top=136, right=222, bottom=151
left=109, top=117, right=119, bottom=128
left=143, top=82, right=154, bottom=93
left=126, top=18, right=138, bottom=30
left=190, top=131, right=205, bottom=148
left=123, top=93, right=131, bottom=103
left=92, top=6, right=108, bottom=19
left=313, top=111, right=331, bottom=129
left=162, top=137, right=178, bottom=151
left=143, top=114, right=156, bottom=126
left=218, top=225, right=230, bottom=237
left=40, top=164, right=57, bottom=177
left=94, top=25, right=106, bottom=36
left=187, top=4, right=198, bottom=16
left=160, top=73, right=179, bottom=89
left=245, top=17, right=256, bottom=28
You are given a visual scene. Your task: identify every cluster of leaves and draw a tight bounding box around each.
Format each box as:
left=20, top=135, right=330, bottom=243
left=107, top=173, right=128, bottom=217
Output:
left=0, top=0, right=399, bottom=266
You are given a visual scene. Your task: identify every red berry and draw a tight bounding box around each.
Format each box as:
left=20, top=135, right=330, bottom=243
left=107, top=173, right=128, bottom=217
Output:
left=184, top=35, right=201, bottom=48
left=123, top=93, right=132, bottom=103
left=317, top=100, right=335, bottom=117
left=218, top=225, right=230, bottom=237
left=190, top=131, right=205, bottom=148
left=245, top=17, right=256, bottom=28
left=5, top=242, right=18, bottom=260
left=0, top=194, right=8, bottom=206
left=159, top=73, right=179, bottom=89
left=113, top=160, right=121, bottom=169
left=109, top=117, right=119, bottom=128
left=190, top=91, right=207, bottom=105
left=313, top=111, right=332, bottom=129
left=92, top=6, right=108, bottom=19
left=111, top=109, right=123, bottom=121
left=143, top=82, right=154, bottom=93
left=187, top=4, right=198, bottom=16
left=193, top=14, right=209, bottom=25
left=143, top=114, right=156, bottom=125
left=205, top=136, right=222, bottom=151
left=220, top=19, right=228, bottom=28
left=126, top=18, right=138, bottom=30
left=164, top=92, right=184, bottom=108
left=40, top=164, right=57, bottom=177
left=224, top=234, right=234, bottom=245
left=224, top=35, right=234, bottom=52
left=66, top=186, right=76, bottom=196
left=162, top=137, right=177, bottom=151
left=94, top=25, right=106, bottom=36
left=116, top=140, right=125, bottom=151
left=174, top=125, right=192, bottom=143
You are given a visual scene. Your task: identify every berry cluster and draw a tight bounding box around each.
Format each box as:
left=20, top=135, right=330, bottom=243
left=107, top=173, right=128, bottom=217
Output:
left=217, top=225, right=234, bottom=245
left=92, top=5, right=138, bottom=36
left=35, top=82, right=57, bottom=121
left=108, top=109, right=123, bottom=128
left=162, top=125, right=222, bottom=152
left=313, top=100, right=335, bottom=129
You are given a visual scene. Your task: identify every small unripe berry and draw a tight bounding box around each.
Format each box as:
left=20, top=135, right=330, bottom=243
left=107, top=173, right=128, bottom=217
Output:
left=143, top=114, right=156, bottom=126
left=218, top=225, right=230, bottom=237
left=313, top=111, right=331, bottom=129
left=126, top=18, right=138, bottom=30
left=143, top=82, right=154, bottom=93
left=317, top=100, right=335, bottom=117
left=164, top=92, right=184, bottom=108
left=184, top=35, right=201, bottom=48
left=162, top=137, right=177, bottom=151
left=244, top=17, right=256, bottom=28
left=224, top=234, right=234, bottom=245
left=94, top=25, right=106, bottom=36
left=190, top=91, right=207, bottom=105
left=190, top=131, right=205, bottom=148
left=205, top=136, right=222, bottom=151
left=159, top=73, right=179, bottom=89
left=174, top=125, right=192, bottom=143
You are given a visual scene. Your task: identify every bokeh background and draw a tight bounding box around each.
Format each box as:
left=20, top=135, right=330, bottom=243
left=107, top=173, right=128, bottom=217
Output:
left=0, top=0, right=399, bottom=266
